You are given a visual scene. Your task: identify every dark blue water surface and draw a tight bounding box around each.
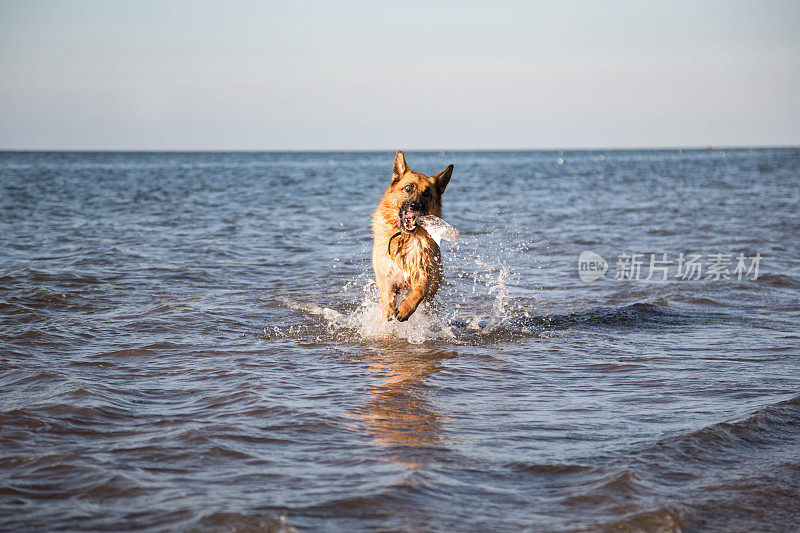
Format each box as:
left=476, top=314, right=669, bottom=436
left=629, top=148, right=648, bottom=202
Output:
left=1, top=149, right=799, bottom=531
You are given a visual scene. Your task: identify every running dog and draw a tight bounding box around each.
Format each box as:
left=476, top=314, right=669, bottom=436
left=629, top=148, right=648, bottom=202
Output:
left=371, top=151, right=453, bottom=321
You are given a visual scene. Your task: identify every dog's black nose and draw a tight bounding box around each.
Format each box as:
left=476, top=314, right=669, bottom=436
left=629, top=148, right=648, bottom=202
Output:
left=409, top=201, right=421, bottom=211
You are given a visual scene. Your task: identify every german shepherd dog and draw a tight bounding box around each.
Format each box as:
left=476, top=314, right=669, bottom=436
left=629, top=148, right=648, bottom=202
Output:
left=371, top=151, right=454, bottom=322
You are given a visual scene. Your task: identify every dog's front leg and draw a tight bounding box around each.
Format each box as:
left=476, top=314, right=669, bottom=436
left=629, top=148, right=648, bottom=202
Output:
left=379, top=282, right=397, bottom=320
left=394, top=278, right=428, bottom=322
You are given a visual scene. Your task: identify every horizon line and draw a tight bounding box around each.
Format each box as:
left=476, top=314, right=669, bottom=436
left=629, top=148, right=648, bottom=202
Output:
left=1, top=144, right=799, bottom=153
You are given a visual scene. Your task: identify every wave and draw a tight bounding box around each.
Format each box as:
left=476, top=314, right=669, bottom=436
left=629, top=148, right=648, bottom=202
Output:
left=643, top=394, right=800, bottom=459
left=618, top=395, right=800, bottom=531
left=586, top=505, right=687, bottom=533
left=198, top=512, right=297, bottom=533
left=506, top=461, right=596, bottom=475
left=482, top=302, right=699, bottom=332
left=753, top=272, right=799, bottom=289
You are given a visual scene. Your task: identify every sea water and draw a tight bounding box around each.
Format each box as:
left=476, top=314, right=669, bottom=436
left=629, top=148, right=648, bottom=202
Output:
left=1, top=149, right=799, bottom=531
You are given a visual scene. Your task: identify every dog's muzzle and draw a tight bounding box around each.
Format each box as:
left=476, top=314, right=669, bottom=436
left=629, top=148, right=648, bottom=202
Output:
left=399, top=201, right=422, bottom=233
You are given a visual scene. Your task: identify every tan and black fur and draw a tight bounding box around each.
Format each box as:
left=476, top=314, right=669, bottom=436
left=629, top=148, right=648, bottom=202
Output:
left=371, top=151, right=453, bottom=321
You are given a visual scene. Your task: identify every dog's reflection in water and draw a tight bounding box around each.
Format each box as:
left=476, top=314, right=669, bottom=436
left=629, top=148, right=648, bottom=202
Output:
left=347, top=347, right=457, bottom=469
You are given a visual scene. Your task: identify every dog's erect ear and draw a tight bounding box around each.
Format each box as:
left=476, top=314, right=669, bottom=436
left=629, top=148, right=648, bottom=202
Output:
left=391, top=150, right=408, bottom=183
left=432, top=164, right=453, bottom=195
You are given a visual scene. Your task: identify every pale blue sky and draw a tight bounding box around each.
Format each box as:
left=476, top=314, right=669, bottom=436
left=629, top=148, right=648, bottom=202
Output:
left=1, top=0, right=798, bottom=150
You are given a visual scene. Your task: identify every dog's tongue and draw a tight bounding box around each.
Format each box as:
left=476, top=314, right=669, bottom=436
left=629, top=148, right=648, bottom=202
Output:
left=417, top=215, right=459, bottom=245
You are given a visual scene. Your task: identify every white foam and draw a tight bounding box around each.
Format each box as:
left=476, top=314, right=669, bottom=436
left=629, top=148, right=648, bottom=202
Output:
left=331, top=282, right=458, bottom=344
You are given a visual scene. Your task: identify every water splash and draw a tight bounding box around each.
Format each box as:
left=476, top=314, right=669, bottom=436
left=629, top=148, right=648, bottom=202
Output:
left=285, top=282, right=458, bottom=344
left=284, top=254, right=517, bottom=345
left=480, top=264, right=510, bottom=334
left=281, top=222, right=537, bottom=344
left=417, top=215, right=459, bottom=246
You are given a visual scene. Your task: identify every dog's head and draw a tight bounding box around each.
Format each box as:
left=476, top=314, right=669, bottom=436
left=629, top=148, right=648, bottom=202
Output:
left=384, top=151, right=453, bottom=234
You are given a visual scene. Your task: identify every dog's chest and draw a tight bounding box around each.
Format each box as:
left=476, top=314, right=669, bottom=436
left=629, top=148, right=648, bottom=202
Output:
left=391, top=236, right=440, bottom=284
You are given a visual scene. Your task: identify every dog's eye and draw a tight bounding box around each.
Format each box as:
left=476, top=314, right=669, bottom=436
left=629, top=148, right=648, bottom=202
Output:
left=403, top=184, right=414, bottom=193
left=423, top=189, right=432, bottom=198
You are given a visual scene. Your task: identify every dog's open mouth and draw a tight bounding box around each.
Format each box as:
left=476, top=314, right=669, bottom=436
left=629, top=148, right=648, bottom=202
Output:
left=400, top=209, right=419, bottom=232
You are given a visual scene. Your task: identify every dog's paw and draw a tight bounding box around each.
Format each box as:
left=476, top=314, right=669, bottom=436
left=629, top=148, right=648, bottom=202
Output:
left=394, top=302, right=414, bottom=322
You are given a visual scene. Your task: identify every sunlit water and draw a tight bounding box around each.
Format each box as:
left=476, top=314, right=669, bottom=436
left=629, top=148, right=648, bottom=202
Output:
left=1, top=149, right=799, bottom=531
